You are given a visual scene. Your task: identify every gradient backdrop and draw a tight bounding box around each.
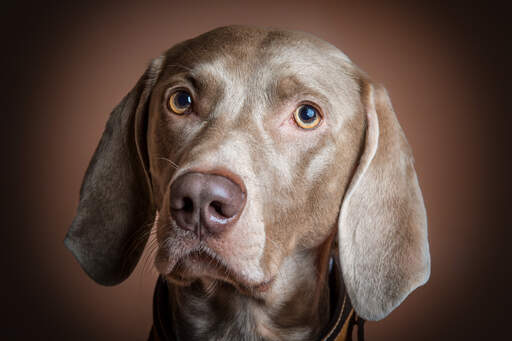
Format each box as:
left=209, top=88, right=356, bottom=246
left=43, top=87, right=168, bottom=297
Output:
left=3, top=1, right=509, bottom=340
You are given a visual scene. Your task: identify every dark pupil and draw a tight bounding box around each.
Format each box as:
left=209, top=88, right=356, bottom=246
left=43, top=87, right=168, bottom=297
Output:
left=299, top=105, right=317, bottom=122
left=175, top=91, right=191, bottom=108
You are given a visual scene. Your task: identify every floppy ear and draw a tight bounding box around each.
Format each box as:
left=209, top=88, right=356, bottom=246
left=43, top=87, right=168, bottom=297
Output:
left=337, top=80, right=430, bottom=320
left=64, top=56, right=164, bottom=286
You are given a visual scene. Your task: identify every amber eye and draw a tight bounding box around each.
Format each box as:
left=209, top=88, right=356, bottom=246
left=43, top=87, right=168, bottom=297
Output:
left=293, top=104, right=322, bottom=129
left=168, top=90, right=192, bottom=115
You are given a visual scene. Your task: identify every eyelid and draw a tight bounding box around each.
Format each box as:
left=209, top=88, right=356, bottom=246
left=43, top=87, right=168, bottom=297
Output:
left=162, top=74, right=198, bottom=99
left=298, top=101, right=323, bottom=116
left=289, top=95, right=327, bottom=118
left=165, top=82, right=196, bottom=98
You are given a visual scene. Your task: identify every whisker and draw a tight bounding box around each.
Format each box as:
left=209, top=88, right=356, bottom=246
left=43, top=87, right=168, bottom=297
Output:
left=157, top=156, right=180, bottom=170
left=203, top=280, right=218, bottom=298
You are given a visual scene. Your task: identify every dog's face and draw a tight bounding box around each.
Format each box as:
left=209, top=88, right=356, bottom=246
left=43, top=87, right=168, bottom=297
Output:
left=65, top=26, right=430, bottom=321
left=147, top=27, right=364, bottom=291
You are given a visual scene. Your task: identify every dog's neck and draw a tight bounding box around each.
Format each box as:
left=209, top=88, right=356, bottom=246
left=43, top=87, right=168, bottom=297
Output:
left=166, top=248, right=333, bottom=341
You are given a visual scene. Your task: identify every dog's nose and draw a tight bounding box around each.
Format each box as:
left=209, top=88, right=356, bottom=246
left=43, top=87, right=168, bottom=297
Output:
left=169, top=172, right=245, bottom=237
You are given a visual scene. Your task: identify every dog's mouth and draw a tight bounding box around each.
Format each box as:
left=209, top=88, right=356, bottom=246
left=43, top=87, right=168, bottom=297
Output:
left=155, top=246, right=274, bottom=294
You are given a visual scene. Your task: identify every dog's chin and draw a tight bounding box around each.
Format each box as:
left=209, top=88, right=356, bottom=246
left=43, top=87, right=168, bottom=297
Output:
left=155, top=249, right=274, bottom=295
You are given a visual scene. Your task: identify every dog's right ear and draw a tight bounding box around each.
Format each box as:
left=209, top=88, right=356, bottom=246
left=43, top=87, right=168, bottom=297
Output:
left=64, top=56, right=165, bottom=286
left=337, top=79, right=430, bottom=321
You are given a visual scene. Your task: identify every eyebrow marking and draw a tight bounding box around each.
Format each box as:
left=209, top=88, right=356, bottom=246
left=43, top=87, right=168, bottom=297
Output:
left=185, top=74, right=199, bottom=90
left=270, top=75, right=330, bottom=110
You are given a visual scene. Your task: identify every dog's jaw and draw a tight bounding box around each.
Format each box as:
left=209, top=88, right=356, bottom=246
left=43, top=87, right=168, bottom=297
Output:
left=164, top=245, right=334, bottom=341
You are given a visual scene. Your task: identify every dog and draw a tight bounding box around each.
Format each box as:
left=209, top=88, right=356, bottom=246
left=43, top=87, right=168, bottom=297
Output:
left=65, top=26, right=430, bottom=341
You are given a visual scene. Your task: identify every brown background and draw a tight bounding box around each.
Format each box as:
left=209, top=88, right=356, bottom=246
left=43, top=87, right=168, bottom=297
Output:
left=2, top=0, right=509, bottom=340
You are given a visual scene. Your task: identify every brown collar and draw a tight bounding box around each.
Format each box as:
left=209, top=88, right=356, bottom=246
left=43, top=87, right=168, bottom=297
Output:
left=148, top=260, right=365, bottom=341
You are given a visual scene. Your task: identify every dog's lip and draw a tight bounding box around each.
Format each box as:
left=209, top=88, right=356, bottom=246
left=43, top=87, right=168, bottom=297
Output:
left=162, top=249, right=274, bottom=293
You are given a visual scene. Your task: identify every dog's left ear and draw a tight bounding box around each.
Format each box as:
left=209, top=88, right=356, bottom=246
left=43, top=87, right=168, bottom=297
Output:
left=337, top=79, right=430, bottom=321
left=64, top=56, right=164, bottom=286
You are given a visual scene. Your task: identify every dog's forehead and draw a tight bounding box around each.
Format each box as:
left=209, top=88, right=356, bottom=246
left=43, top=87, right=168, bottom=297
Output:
left=161, top=26, right=355, bottom=87
left=167, top=26, right=348, bottom=61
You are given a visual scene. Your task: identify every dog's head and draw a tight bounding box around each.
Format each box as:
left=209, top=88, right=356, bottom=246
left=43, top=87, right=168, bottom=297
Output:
left=65, top=26, right=430, bottom=321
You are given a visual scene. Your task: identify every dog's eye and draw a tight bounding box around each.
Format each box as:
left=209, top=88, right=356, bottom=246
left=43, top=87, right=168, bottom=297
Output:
left=293, top=104, right=322, bottom=129
left=168, top=90, right=192, bottom=115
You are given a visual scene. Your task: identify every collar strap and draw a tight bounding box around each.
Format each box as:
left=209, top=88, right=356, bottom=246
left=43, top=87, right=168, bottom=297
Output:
left=149, top=276, right=174, bottom=341
left=149, top=261, right=365, bottom=341
left=320, top=257, right=364, bottom=341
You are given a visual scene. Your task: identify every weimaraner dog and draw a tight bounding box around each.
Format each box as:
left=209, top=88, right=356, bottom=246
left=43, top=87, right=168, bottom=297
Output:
left=65, top=26, right=430, bottom=341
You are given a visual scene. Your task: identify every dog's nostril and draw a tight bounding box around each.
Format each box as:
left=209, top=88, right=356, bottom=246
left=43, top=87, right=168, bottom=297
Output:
left=182, top=197, right=194, bottom=212
left=210, top=201, right=227, bottom=218
left=210, top=201, right=222, bottom=215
